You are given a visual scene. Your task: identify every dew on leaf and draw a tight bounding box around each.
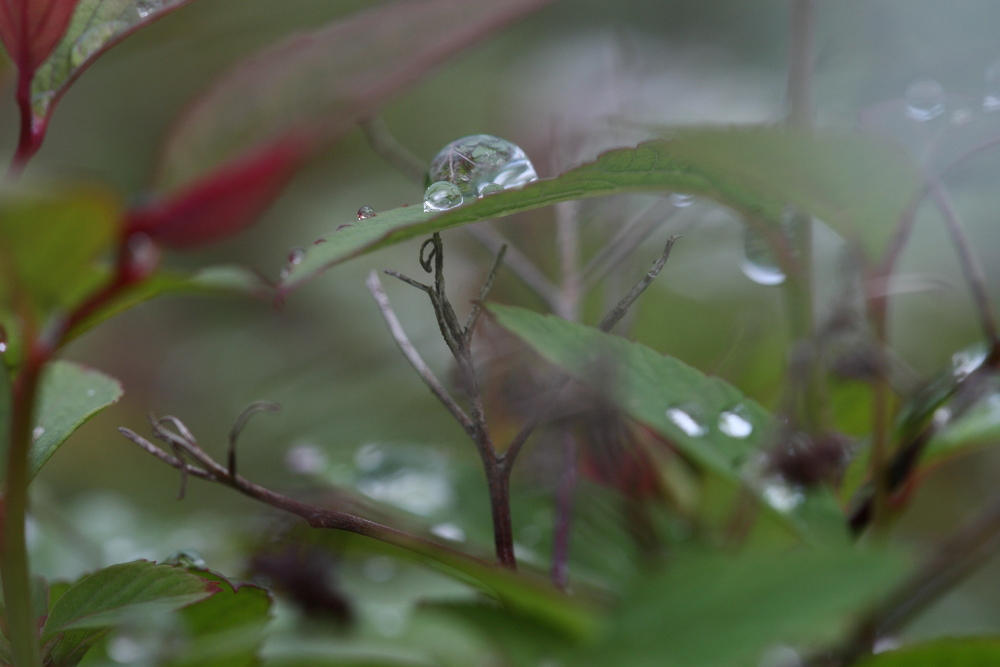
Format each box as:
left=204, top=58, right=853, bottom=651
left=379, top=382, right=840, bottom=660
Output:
left=426, top=134, right=538, bottom=198
left=71, top=21, right=130, bottom=68
left=431, top=522, right=466, bottom=542
left=357, top=205, right=376, bottom=220
left=718, top=405, right=754, bottom=439
left=479, top=182, right=504, bottom=197
left=984, top=59, right=1000, bottom=112
left=136, top=0, right=165, bottom=19
left=904, top=79, right=945, bottom=122
left=423, top=181, right=463, bottom=212
left=665, top=403, right=707, bottom=437
left=670, top=193, right=694, bottom=207
left=163, top=547, right=207, bottom=569
left=288, top=247, right=306, bottom=265
left=952, top=346, right=987, bottom=380
left=31, top=426, right=44, bottom=442
left=761, top=478, right=805, bottom=512
left=741, top=227, right=786, bottom=286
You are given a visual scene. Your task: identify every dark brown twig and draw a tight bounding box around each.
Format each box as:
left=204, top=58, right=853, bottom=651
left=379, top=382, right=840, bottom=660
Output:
left=466, top=224, right=562, bottom=309
left=228, top=401, right=282, bottom=478
left=598, top=236, right=679, bottom=331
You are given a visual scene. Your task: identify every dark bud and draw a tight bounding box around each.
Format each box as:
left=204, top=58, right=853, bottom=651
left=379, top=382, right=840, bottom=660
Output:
left=768, top=431, right=852, bottom=487
left=249, top=545, right=353, bottom=625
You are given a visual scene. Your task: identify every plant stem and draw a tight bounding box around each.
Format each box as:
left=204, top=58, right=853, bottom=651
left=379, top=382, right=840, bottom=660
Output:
left=9, top=73, right=41, bottom=178
left=2, top=347, right=45, bottom=667
left=551, top=430, right=577, bottom=590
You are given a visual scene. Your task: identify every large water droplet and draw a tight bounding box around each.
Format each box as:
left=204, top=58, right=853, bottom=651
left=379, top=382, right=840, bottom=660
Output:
left=71, top=21, right=129, bottom=67
left=741, top=227, right=786, bottom=286
left=670, top=193, right=694, bottom=208
left=164, top=548, right=207, bottom=569
left=423, top=181, right=463, bottom=212
left=666, top=403, right=708, bottom=437
left=426, top=134, right=538, bottom=198
left=905, top=79, right=946, bottom=122
left=718, top=405, right=754, bottom=439
left=357, top=205, right=376, bottom=220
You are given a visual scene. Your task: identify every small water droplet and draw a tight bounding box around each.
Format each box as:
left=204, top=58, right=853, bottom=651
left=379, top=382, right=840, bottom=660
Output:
left=933, top=406, right=952, bottom=428
left=423, top=181, right=463, bottom=212
left=718, top=405, right=754, bottom=439
left=354, top=443, right=454, bottom=516
left=431, top=522, right=466, bottom=542
left=285, top=444, right=328, bottom=474
left=357, top=205, right=376, bottom=220
left=984, top=60, right=1000, bottom=112
left=872, top=638, right=901, bottom=655
left=761, top=479, right=805, bottom=512
left=479, top=182, right=504, bottom=197
left=163, top=548, right=207, bottom=569
left=666, top=403, right=707, bottom=437
left=670, top=193, right=694, bottom=207
left=426, top=134, right=538, bottom=198
left=287, top=247, right=305, bottom=265
left=86, top=388, right=96, bottom=397
left=0, top=342, right=6, bottom=353
left=741, top=227, right=786, bottom=286
left=952, top=346, right=986, bottom=380
left=31, top=426, right=44, bottom=442
left=904, top=79, right=945, bottom=122
left=136, top=0, right=164, bottom=18
left=30, top=90, right=55, bottom=118
left=71, top=21, right=129, bottom=67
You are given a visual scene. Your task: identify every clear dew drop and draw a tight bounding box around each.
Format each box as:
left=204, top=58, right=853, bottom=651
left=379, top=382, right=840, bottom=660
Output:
left=287, top=247, right=305, bottom=265
left=423, top=181, right=463, bottom=212
left=761, top=479, right=805, bottom=513
left=31, top=426, right=44, bottom=443
left=718, top=405, right=754, bottom=439
left=357, top=205, right=376, bottom=220
left=163, top=547, right=207, bottom=569
left=670, top=193, right=694, bottom=208
left=136, top=0, right=165, bottom=18
left=665, top=403, right=708, bottom=437
left=285, top=444, right=328, bottom=474
left=426, top=134, right=538, bottom=199
left=904, top=79, right=946, bottom=122
left=71, top=21, right=129, bottom=68
left=430, top=522, right=466, bottom=542
left=0, top=342, right=6, bottom=353
left=479, top=182, right=504, bottom=197
left=952, top=346, right=987, bottom=380
left=741, top=227, right=786, bottom=286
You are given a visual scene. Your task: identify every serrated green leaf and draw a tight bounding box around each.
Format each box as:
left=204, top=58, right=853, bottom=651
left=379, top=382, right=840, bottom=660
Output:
left=31, top=0, right=195, bottom=124
left=27, top=360, right=123, bottom=481
left=855, top=637, right=1000, bottom=666
left=0, top=184, right=120, bottom=318
left=488, top=304, right=850, bottom=545
left=584, top=547, right=909, bottom=667
left=280, top=130, right=921, bottom=289
left=41, top=561, right=215, bottom=640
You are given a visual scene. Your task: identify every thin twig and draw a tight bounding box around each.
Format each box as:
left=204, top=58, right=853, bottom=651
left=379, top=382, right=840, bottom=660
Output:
left=555, top=201, right=582, bottom=321
left=384, top=269, right=432, bottom=293
left=581, top=198, right=674, bottom=290
left=929, top=183, right=999, bottom=345
left=465, top=244, right=508, bottom=341
left=598, top=236, right=680, bottom=331
left=359, top=115, right=426, bottom=184
left=366, top=271, right=477, bottom=438
left=466, top=223, right=562, bottom=310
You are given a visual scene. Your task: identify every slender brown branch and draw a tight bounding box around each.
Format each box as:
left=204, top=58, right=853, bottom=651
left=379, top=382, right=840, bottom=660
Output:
left=581, top=198, right=674, bottom=289
left=366, top=271, right=477, bottom=438
left=229, top=401, right=282, bottom=478
left=465, top=244, right=508, bottom=341
left=929, top=183, right=999, bottom=345
left=359, top=115, right=427, bottom=184
left=598, top=236, right=679, bottom=331
left=466, top=223, right=562, bottom=311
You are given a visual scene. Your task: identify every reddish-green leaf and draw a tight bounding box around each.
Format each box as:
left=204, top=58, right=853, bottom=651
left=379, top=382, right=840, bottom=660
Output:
left=0, top=0, right=80, bottom=75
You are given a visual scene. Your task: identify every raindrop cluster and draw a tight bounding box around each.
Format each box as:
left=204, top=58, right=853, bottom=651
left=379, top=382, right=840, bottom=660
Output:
left=423, top=134, right=538, bottom=212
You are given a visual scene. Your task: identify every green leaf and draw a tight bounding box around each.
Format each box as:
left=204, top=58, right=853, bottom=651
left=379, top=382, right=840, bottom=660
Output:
left=262, top=638, right=436, bottom=667
left=924, top=389, right=1000, bottom=465
left=31, top=0, right=195, bottom=124
left=855, top=637, right=1000, bottom=667
left=28, top=360, right=123, bottom=481
left=158, top=0, right=557, bottom=191
left=168, top=570, right=272, bottom=667
left=584, top=547, right=909, bottom=667
left=279, top=130, right=921, bottom=290
left=65, top=264, right=270, bottom=342
left=0, top=184, right=120, bottom=317
left=488, top=304, right=850, bottom=545
left=41, top=561, right=215, bottom=640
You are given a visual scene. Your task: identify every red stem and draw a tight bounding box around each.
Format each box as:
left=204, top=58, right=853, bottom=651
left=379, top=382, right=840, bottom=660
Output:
left=9, top=71, right=43, bottom=178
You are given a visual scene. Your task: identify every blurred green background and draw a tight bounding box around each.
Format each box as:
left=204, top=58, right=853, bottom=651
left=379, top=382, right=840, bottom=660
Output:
left=5, top=0, right=1000, bottom=649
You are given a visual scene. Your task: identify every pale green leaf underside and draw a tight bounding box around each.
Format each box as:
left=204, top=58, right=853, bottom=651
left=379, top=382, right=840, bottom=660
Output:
left=29, top=360, right=123, bottom=480
left=42, top=561, right=213, bottom=639
left=488, top=304, right=849, bottom=544
left=280, top=129, right=921, bottom=290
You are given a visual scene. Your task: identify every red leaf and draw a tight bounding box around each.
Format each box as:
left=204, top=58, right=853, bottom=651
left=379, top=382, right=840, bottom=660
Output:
left=125, top=135, right=310, bottom=249
left=0, top=0, right=79, bottom=75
